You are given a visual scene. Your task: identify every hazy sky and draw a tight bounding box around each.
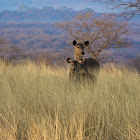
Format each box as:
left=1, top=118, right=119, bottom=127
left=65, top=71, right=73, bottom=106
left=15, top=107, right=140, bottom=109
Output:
left=0, top=0, right=105, bottom=12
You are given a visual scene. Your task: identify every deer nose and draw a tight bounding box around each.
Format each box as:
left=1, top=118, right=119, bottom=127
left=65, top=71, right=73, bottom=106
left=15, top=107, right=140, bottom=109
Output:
left=73, top=68, right=75, bottom=71
left=81, top=52, right=84, bottom=55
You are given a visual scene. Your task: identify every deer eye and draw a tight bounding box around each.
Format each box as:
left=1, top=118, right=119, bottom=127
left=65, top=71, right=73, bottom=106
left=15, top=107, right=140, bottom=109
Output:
left=77, top=47, right=79, bottom=48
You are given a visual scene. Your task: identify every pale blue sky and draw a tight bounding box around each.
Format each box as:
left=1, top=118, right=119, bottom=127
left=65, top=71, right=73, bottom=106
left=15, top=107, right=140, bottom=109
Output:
left=0, top=0, right=107, bottom=12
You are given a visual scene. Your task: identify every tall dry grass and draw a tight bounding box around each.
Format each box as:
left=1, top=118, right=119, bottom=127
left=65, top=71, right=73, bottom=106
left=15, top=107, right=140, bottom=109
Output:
left=0, top=60, right=140, bottom=140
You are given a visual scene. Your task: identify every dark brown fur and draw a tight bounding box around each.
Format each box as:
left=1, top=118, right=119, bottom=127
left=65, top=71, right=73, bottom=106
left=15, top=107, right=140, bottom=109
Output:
left=67, top=58, right=100, bottom=83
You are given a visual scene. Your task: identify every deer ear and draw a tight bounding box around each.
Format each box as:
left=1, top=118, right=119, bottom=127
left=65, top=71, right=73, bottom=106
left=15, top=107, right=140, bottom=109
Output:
left=67, top=58, right=72, bottom=63
left=84, top=41, right=89, bottom=46
left=79, top=59, right=84, bottom=64
left=73, top=40, right=77, bottom=46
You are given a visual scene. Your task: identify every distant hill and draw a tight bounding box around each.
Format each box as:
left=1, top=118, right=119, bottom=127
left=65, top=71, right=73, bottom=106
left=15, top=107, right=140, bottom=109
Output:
left=0, top=7, right=95, bottom=22
left=0, top=6, right=139, bottom=24
left=0, top=0, right=98, bottom=11
left=0, top=7, right=139, bottom=62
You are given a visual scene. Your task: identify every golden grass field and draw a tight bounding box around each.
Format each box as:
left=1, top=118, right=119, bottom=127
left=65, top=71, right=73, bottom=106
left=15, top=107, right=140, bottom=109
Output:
left=0, top=60, right=140, bottom=140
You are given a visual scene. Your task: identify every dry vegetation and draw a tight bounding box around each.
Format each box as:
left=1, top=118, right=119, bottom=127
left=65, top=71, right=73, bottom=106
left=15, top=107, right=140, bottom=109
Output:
left=0, top=22, right=68, bottom=51
left=57, top=12, right=129, bottom=61
left=0, top=60, right=140, bottom=140
left=91, top=0, right=140, bottom=19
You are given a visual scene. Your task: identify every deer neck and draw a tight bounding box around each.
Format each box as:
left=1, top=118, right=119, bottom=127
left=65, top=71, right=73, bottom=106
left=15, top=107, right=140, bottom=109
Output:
left=74, top=53, right=82, bottom=61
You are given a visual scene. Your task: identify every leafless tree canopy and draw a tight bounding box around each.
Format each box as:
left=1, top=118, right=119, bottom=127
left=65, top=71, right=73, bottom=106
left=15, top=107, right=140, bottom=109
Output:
left=90, top=0, right=140, bottom=18
left=127, top=53, right=140, bottom=72
left=0, top=38, right=7, bottom=45
left=57, top=12, right=129, bottom=61
left=0, top=37, right=25, bottom=61
left=0, top=38, right=8, bottom=58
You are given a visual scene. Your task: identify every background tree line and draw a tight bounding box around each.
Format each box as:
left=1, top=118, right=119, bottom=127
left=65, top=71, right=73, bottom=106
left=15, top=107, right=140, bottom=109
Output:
left=0, top=9, right=140, bottom=70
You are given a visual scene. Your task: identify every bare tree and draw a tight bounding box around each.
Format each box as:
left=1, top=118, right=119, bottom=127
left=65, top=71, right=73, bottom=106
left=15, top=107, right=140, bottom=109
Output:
left=57, top=12, right=129, bottom=61
left=8, top=45, right=24, bottom=61
left=127, top=54, right=140, bottom=72
left=0, top=38, right=9, bottom=59
left=0, top=38, right=7, bottom=45
left=90, top=0, right=140, bottom=19
left=0, top=37, right=25, bottom=61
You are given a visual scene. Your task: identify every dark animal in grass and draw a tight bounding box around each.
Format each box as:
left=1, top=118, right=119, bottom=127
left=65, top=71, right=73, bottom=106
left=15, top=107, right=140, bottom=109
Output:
left=67, top=58, right=100, bottom=83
